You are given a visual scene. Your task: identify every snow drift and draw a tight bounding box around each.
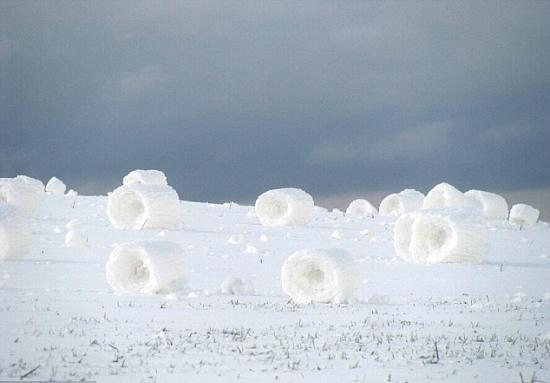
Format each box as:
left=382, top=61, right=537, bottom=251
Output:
left=0, top=204, right=32, bottom=261
left=106, top=241, right=187, bottom=294
left=123, top=170, right=167, bottom=186
left=509, top=204, right=539, bottom=226
left=46, top=177, right=66, bottom=196
left=465, top=190, right=509, bottom=221
left=394, top=208, right=488, bottom=263
left=255, top=188, right=314, bottom=227
left=345, top=199, right=378, bottom=218
left=281, top=249, right=357, bottom=304
left=107, top=184, right=182, bottom=230
left=379, top=189, right=425, bottom=216
left=0, top=176, right=45, bottom=215
left=422, top=182, right=479, bottom=211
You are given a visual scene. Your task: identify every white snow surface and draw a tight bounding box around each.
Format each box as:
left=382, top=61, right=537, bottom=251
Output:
left=345, top=199, right=378, bottom=218
left=0, top=195, right=549, bottom=382
left=255, top=188, right=314, bottom=226
left=379, top=188, right=425, bottom=216
left=122, top=169, right=168, bottom=186
left=465, top=189, right=509, bottom=221
left=509, top=203, right=540, bottom=226
left=45, top=176, right=67, bottom=196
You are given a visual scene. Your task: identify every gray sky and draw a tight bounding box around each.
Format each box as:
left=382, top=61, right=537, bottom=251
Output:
left=1, top=1, right=549, bottom=216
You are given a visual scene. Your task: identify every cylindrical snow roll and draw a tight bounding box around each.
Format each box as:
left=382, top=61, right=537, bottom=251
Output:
left=107, top=184, right=182, bottom=230
left=123, top=169, right=168, bottom=186
left=255, top=188, right=314, bottom=226
left=45, top=176, right=66, bottom=196
left=0, top=204, right=32, bottom=261
left=379, top=189, right=425, bottom=216
left=0, top=176, right=45, bottom=215
left=345, top=199, right=378, bottom=218
left=465, top=190, right=508, bottom=221
left=509, top=204, right=540, bottom=226
left=281, top=249, right=357, bottom=304
left=394, top=208, right=488, bottom=263
left=106, top=241, right=187, bottom=294
left=422, top=182, right=479, bottom=211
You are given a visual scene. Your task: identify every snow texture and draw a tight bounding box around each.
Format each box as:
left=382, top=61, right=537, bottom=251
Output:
left=0, top=204, right=32, bottom=261
left=394, top=208, right=488, bottom=263
left=345, top=199, right=378, bottom=218
left=65, top=219, right=81, bottom=230
left=281, top=249, right=357, bottom=304
left=107, top=184, right=182, bottom=230
left=0, top=176, right=45, bottom=215
left=220, top=277, right=255, bottom=295
left=509, top=203, right=540, bottom=226
left=106, top=241, right=187, bottom=294
left=465, top=189, right=509, bottom=221
left=379, top=189, right=425, bottom=216
left=255, top=188, right=314, bottom=227
left=45, top=176, right=66, bottom=196
left=422, top=182, right=480, bottom=211
left=123, top=169, right=168, bottom=186
left=64, top=230, right=86, bottom=248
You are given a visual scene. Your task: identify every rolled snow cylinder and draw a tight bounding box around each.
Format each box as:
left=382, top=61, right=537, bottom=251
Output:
left=281, top=249, right=357, bottom=304
left=0, top=204, right=32, bottom=261
left=65, top=230, right=86, bottom=248
left=107, top=184, right=182, bottom=230
left=106, top=241, right=187, bottom=294
left=345, top=199, right=378, bottom=218
left=255, top=188, right=314, bottom=227
left=379, top=189, right=425, bottom=217
left=422, top=182, right=479, bottom=211
left=394, top=208, right=488, bottom=263
left=0, top=176, right=45, bottom=215
left=45, top=176, right=66, bottom=196
left=123, top=169, right=168, bottom=186
left=465, top=190, right=509, bottom=221
left=509, top=203, right=539, bottom=226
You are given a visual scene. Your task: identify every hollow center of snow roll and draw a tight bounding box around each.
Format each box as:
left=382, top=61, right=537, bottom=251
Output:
left=416, top=222, right=451, bottom=258
left=125, top=256, right=150, bottom=292
left=120, top=193, right=146, bottom=226
left=262, top=198, right=288, bottom=220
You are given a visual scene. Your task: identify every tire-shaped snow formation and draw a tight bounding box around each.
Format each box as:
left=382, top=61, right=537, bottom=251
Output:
left=46, top=176, right=66, bottom=196
left=281, top=249, right=357, bottom=304
left=465, top=190, right=509, bottom=221
left=379, top=189, right=425, bottom=217
left=422, top=182, right=479, bottom=211
left=0, top=204, right=32, bottom=261
left=509, top=204, right=539, bottom=226
left=345, top=199, right=378, bottom=218
left=393, top=208, right=488, bottom=263
left=123, top=169, right=168, bottom=186
left=0, top=176, right=45, bottom=215
left=255, top=188, right=314, bottom=227
left=107, top=184, right=182, bottom=230
left=106, top=241, right=187, bottom=294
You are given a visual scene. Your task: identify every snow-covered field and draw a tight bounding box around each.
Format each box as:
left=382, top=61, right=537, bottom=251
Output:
left=1, top=194, right=549, bottom=382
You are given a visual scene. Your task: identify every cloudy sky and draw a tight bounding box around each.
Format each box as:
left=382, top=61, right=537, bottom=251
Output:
left=1, top=1, right=549, bottom=215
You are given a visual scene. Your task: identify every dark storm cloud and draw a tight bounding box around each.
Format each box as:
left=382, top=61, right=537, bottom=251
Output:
left=1, top=2, right=549, bottom=210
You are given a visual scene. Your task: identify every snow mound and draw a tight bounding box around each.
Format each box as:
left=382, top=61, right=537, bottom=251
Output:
left=509, top=204, right=540, bottom=226
left=255, top=188, right=314, bottom=227
left=220, top=277, right=255, bottom=295
left=422, top=182, right=479, bottom=211
left=379, top=189, right=424, bottom=216
left=394, top=208, right=488, bottom=263
left=0, top=176, right=45, bottom=215
left=66, top=219, right=81, bottom=230
left=107, top=184, right=182, bottom=230
left=281, top=249, right=357, bottom=304
left=0, top=204, right=32, bottom=261
left=123, top=169, right=167, bottom=186
left=465, top=190, right=508, bottom=221
left=65, top=230, right=86, bottom=248
left=106, top=241, right=187, bottom=294
left=345, top=199, right=378, bottom=218
left=46, top=176, right=66, bottom=196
